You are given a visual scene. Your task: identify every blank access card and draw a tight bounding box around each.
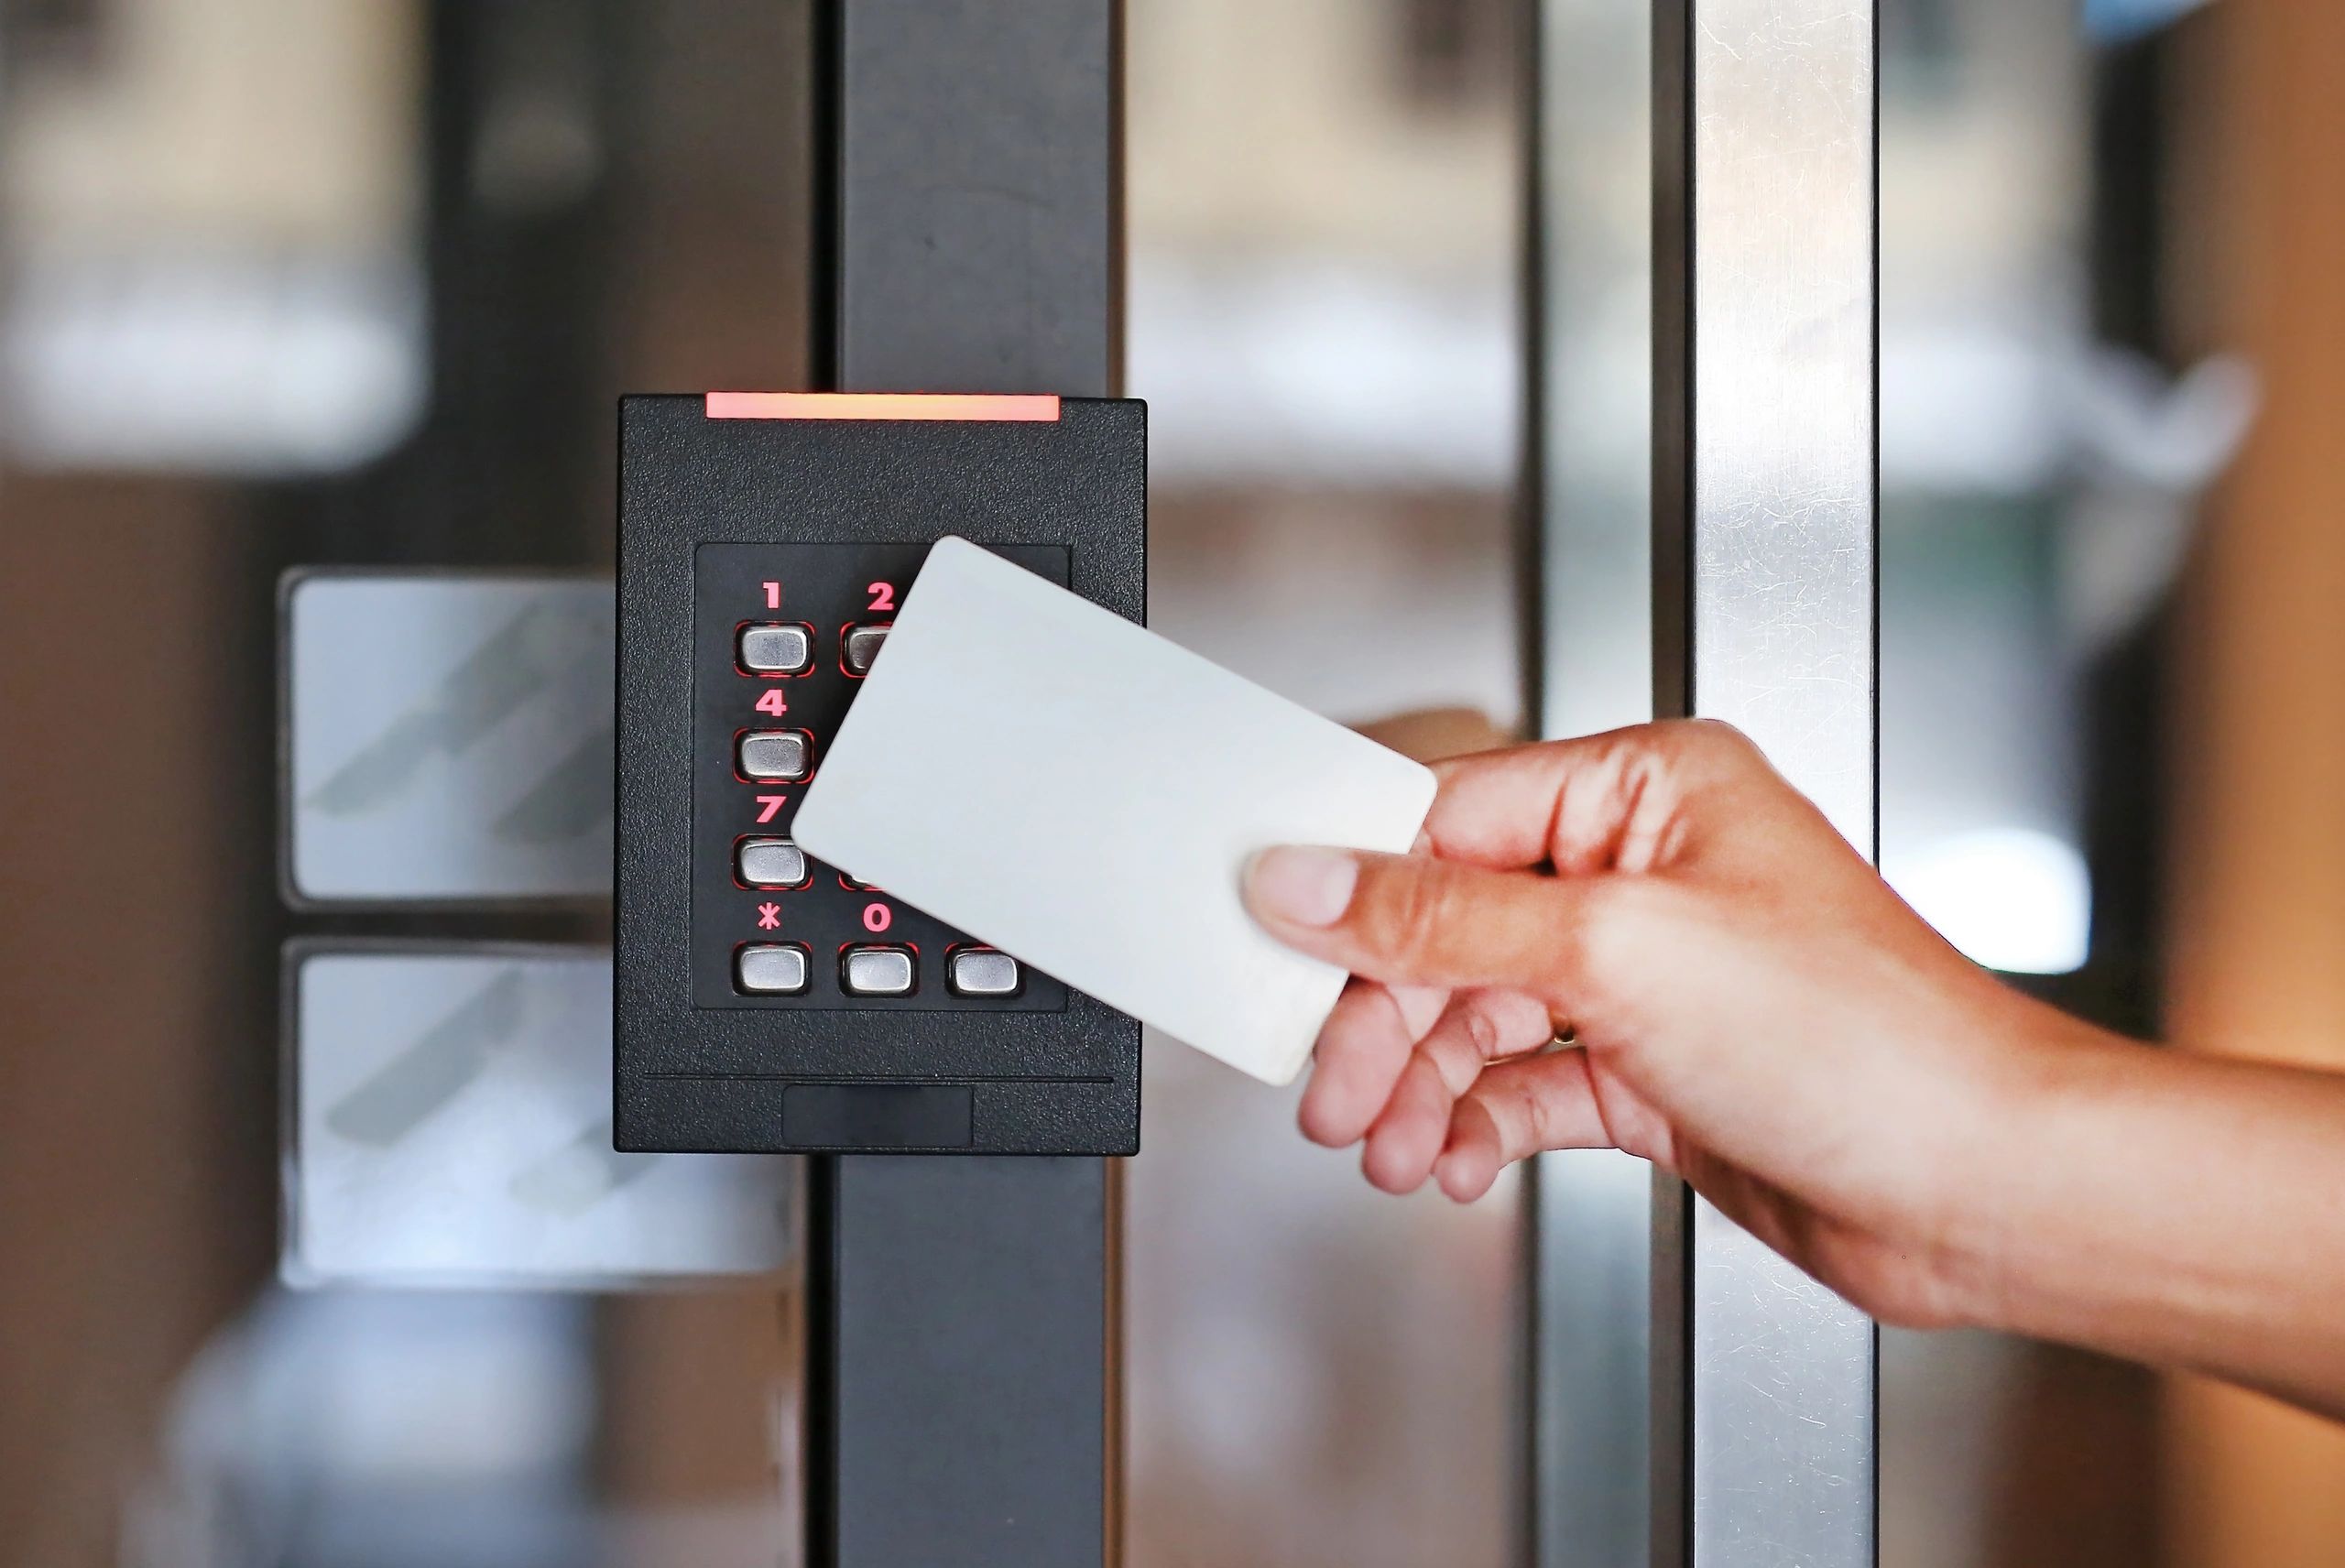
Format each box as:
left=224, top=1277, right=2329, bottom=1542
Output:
left=791, top=537, right=1437, bottom=1085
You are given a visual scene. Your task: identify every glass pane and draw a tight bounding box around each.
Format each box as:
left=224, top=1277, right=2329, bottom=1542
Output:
left=0, top=4, right=813, bottom=1563
left=281, top=577, right=616, bottom=905
left=1881, top=1, right=2186, bottom=1559
left=1126, top=0, right=1526, bottom=1562
left=285, top=946, right=791, bottom=1288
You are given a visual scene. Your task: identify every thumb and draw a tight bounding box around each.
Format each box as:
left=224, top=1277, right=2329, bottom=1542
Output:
left=1242, top=844, right=1597, bottom=999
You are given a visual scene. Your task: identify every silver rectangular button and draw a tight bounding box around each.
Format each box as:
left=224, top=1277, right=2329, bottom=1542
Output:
left=736, top=943, right=810, bottom=995
left=739, top=623, right=813, bottom=673
left=843, top=624, right=889, bottom=675
left=736, top=837, right=808, bottom=887
left=947, top=948, right=1021, bottom=997
left=842, top=945, right=915, bottom=996
left=737, top=730, right=811, bottom=781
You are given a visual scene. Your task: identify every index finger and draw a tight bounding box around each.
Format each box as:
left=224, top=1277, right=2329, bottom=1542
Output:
left=1423, top=729, right=1674, bottom=874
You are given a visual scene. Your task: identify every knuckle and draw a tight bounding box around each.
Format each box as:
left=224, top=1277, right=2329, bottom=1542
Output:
left=1518, top=1068, right=1571, bottom=1158
left=1513, top=1082, right=1551, bottom=1153
left=1674, top=716, right=1760, bottom=769
left=1461, top=996, right=1503, bottom=1060
left=1363, top=859, right=1458, bottom=964
left=1350, top=857, right=1454, bottom=965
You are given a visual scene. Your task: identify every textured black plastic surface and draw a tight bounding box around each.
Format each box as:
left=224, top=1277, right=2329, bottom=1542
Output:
left=615, top=394, right=1145, bottom=1154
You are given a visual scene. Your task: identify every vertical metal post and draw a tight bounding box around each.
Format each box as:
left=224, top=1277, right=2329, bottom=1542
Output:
left=1651, top=2, right=1879, bottom=1566
left=804, top=3, right=1123, bottom=1565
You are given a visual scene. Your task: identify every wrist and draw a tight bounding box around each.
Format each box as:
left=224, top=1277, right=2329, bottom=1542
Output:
left=1905, top=998, right=2109, bottom=1336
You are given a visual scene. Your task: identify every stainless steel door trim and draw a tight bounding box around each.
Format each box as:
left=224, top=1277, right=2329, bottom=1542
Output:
left=1526, top=0, right=1878, bottom=1559
left=1652, top=2, right=1880, bottom=1565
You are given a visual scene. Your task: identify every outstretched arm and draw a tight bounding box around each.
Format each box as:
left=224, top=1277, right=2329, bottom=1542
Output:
left=1242, top=720, right=2345, bottom=1421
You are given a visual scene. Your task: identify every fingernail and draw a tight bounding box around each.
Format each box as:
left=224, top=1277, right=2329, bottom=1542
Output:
left=1245, top=845, right=1358, bottom=928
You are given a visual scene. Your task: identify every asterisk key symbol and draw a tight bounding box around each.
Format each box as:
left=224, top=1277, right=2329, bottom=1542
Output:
left=756, top=902, right=781, bottom=931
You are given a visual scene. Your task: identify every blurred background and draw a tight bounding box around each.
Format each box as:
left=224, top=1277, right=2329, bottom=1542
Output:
left=3, top=0, right=2341, bottom=1564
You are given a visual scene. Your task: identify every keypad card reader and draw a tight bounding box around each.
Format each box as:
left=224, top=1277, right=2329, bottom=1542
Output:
left=614, top=393, right=1145, bottom=1155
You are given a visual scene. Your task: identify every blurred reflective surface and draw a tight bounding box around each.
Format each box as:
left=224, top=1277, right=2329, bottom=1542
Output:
left=1, top=2, right=1523, bottom=1563
left=2, top=5, right=808, bottom=1563
left=2, top=0, right=2318, bottom=1564
left=285, top=947, right=792, bottom=1288
left=283, top=576, right=614, bottom=903
left=1128, top=2, right=1524, bottom=1561
left=1524, top=0, right=2235, bottom=1563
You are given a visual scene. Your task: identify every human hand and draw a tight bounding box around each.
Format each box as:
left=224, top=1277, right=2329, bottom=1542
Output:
left=1243, top=719, right=2093, bottom=1328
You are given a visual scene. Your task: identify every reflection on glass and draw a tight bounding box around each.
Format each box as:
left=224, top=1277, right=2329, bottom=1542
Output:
left=0, top=4, right=807, bottom=1563
left=283, top=577, right=616, bottom=904
left=1526, top=0, right=2241, bottom=1563
left=1127, top=0, right=1524, bottom=1562
left=286, top=948, right=793, bottom=1289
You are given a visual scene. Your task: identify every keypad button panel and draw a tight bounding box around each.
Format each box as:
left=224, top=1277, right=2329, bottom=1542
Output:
left=689, top=541, right=1069, bottom=1013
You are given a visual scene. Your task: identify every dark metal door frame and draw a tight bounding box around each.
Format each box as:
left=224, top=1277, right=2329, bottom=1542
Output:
left=802, top=3, right=1125, bottom=1565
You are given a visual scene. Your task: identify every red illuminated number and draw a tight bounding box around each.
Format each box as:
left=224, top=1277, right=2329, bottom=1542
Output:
left=862, top=902, right=892, bottom=933
left=762, top=581, right=782, bottom=609
left=866, top=581, right=896, bottom=613
left=754, top=688, right=788, bottom=716
left=755, top=795, right=787, bottom=824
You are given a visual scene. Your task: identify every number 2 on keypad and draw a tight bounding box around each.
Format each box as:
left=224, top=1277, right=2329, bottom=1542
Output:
left=866, top=581, right=896, bottom=613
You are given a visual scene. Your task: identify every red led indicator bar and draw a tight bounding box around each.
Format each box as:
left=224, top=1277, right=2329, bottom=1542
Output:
left=704, top=392, right=1061, bottom=422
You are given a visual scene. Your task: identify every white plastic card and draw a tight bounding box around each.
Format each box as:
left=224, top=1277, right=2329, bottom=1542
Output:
left=791, top=537, right=1436, bottom=1085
